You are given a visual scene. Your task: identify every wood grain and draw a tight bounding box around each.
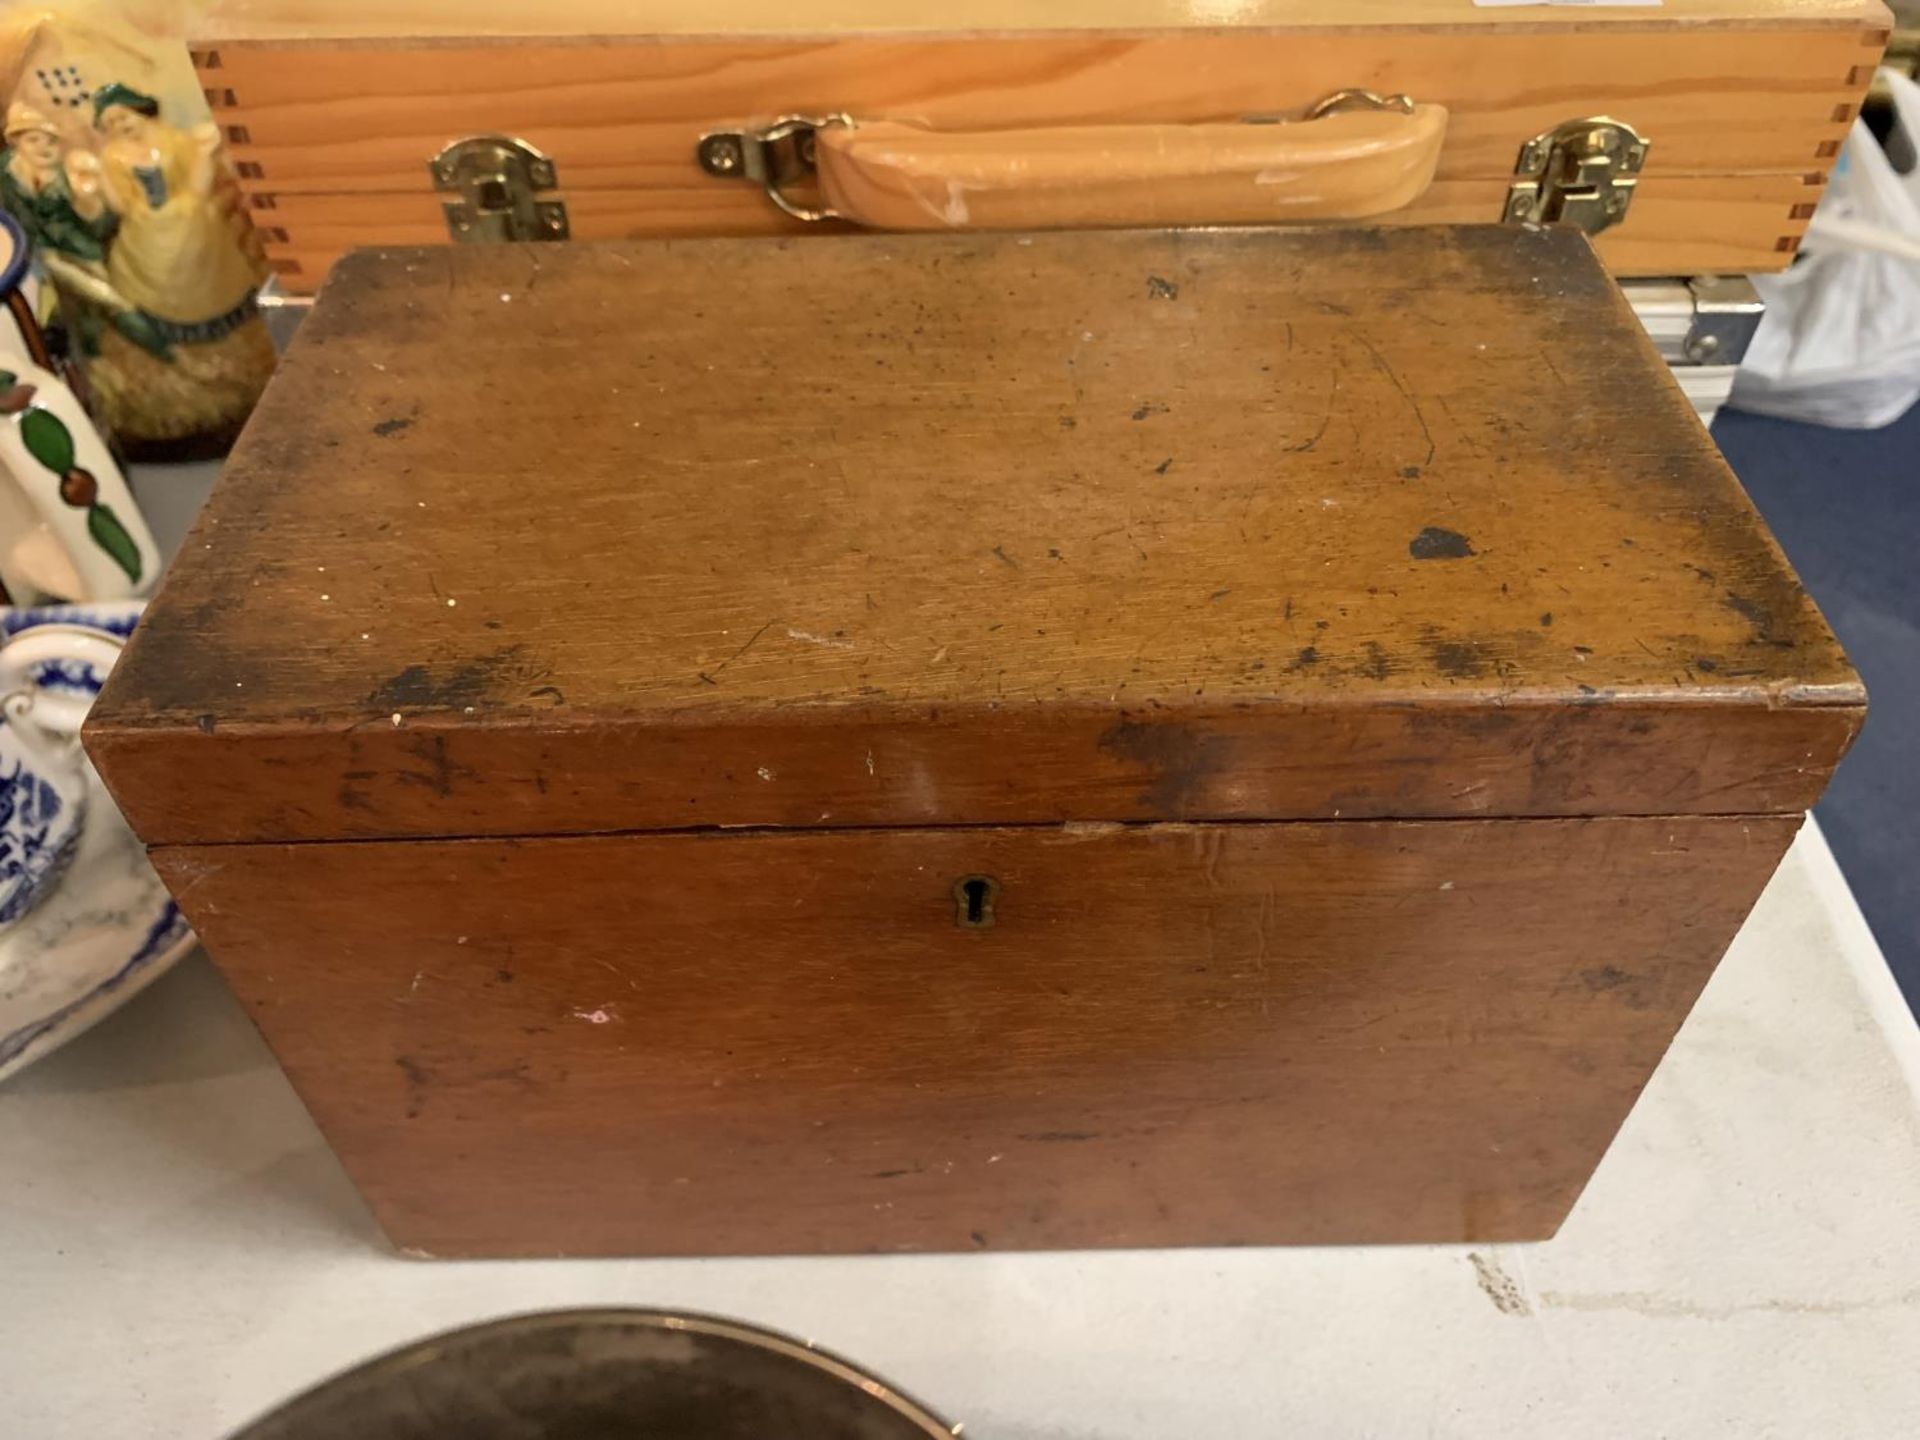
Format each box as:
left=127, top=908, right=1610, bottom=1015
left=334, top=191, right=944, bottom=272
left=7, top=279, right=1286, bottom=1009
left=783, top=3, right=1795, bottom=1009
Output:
left=157, top=813, right=1802, bottom=1256
left=812, top=106, right=1450, bottom=230
left=86, top=699, right=1863, bottom=847
left=195, top=30, right=1873, bottom=182
left=184, top=0, right=1896, bottom=41
left=236, top=172, right=1837, bottom=291
left=87, top=227, right=1861, bottom=844
left=189, top=19, right=1888, bottom=286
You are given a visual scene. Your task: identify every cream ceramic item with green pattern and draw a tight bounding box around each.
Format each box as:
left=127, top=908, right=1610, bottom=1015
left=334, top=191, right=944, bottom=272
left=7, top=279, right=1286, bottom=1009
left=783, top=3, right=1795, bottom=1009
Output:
left=0, top=350, right=158, bottom=603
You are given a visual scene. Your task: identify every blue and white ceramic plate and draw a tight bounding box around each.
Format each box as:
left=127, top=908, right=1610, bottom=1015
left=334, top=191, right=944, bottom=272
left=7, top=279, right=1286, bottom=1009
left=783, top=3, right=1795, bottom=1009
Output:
left=0, top=766, right=194, bottom=1082
left=0, top=602, right=196, bottom=1083
left=1, top=601, right=145, bottom=640
left=1, top=601, right=143, bottom=712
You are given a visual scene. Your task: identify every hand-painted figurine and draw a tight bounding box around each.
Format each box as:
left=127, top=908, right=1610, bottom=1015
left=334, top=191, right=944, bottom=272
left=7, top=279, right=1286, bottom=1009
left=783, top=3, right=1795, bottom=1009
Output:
left=0, top=52, right=275, bottom=460
left=0, top=100, right=110, bottom=265
left=90, top=83, right=266, bottom=358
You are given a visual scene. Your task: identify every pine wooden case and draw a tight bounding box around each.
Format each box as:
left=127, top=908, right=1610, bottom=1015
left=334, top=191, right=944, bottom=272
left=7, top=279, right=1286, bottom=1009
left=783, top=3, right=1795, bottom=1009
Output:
left=184, top=0, right=1893, bottom=291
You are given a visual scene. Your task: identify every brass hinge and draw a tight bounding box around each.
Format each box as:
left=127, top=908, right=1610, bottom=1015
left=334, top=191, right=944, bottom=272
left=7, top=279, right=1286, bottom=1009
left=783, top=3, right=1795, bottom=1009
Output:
left=1505, top=118, right=1650, bottom=235
left=430, top=136, right=569, bottom=244
left=696, top=114, right=853, bottom=222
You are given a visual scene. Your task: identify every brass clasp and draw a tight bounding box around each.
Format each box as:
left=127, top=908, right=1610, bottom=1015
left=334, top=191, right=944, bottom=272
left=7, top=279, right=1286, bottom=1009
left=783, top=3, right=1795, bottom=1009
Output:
left=1505, top=117, right=1651, bottom=235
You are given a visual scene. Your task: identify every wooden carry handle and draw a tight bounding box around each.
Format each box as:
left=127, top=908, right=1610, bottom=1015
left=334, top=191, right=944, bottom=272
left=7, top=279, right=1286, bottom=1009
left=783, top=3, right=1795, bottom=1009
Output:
left=803, top=92, right=1447, bottom=231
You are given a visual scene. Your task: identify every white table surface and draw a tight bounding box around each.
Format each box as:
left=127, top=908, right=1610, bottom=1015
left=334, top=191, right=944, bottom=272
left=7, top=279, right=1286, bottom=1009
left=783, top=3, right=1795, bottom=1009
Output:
left=2, top=820, right=1917, bottom=1439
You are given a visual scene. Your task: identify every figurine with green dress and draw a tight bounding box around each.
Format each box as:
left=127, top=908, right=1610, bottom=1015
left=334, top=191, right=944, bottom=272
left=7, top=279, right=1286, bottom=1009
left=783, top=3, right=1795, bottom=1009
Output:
left=0, top=13, right=276, bottom=461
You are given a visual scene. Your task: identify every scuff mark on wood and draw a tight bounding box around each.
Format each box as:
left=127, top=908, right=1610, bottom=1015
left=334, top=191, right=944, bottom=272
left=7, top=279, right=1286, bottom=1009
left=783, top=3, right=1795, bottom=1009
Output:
left=1354, top=330, right=1436, bottom=466
left=368, top=645, right=547, bottom=713
left=396, top=1054, right=433, bottom=1118
left=786, top=627, right=855, bottom=650
left=337, top=768, right=377, bottom=812
left=1283, top=369, right=1338, bottom=453
left=1409, top=526, right=1475, bottom=560
left=697, top=617, right=777, bottom=686
left=1723, top=590, right=1794, bottom=648
left=1421, top=629, right=1492, bottom=680
left=392, top=734, right=482, bottom=798
left=1098, top=720, right=1230, bottom=815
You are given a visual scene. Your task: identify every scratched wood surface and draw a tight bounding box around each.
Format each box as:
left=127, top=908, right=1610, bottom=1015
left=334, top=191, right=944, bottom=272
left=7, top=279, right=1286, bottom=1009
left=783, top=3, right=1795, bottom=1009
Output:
left=87, top=227, right=1860, bottom=844
left=194, top=16, right=1889, bottom=288
left=155, top=813, right=1802, bottom=1256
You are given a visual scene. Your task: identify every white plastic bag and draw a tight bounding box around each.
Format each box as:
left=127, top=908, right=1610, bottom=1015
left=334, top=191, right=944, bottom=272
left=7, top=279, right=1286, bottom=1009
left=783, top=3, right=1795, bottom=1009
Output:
left=1730, top=68, right=1920, bottom=429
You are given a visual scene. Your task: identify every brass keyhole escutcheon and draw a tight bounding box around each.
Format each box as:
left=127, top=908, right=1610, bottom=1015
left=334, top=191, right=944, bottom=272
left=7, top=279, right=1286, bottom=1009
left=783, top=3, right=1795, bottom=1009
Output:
left=953, top=875, right=998, bottom=929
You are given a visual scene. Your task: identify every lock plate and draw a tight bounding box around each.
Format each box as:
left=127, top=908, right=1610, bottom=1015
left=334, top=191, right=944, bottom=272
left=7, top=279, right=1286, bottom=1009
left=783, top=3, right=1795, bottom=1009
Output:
left=430, top=136, right=569, bottom=244
left=1505, top=117, right=1649, bottom=235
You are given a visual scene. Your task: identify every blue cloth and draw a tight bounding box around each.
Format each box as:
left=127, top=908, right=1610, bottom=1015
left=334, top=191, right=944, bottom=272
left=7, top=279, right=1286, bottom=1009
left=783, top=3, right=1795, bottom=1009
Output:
left=1715, top=401, right=1920, bottom=1016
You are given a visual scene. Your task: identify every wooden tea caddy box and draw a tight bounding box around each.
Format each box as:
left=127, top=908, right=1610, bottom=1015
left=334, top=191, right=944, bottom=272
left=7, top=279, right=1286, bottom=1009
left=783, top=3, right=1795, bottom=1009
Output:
left=87, top=225, right=1862, bottom=1258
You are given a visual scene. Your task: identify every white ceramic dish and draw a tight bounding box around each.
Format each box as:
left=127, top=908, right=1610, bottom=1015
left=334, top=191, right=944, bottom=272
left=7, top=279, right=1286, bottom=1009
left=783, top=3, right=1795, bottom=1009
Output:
left=0, top=761, right=194, bottom=1083
left=0, top=601, right=194, bottom=1082
left=1, top=600, right=144, bottom=708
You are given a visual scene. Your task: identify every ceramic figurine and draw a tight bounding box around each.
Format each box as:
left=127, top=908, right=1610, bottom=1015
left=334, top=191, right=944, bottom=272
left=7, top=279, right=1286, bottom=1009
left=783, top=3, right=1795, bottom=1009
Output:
left=2, top=99, right=109, bottom=267
left=0, top=8, right=275, bottom=460
left=0, top=208, right=161, bottom=605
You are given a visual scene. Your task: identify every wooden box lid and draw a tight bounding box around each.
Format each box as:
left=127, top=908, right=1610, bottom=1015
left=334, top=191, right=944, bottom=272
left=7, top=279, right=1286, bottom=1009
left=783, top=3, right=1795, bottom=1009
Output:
left=87, top=227, right=1862, bottom=846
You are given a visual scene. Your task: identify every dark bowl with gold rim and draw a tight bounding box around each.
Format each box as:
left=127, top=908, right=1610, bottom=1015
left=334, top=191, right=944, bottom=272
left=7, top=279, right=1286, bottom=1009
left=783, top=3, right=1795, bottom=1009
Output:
left=228, top=1308, right=959, bottom=1440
